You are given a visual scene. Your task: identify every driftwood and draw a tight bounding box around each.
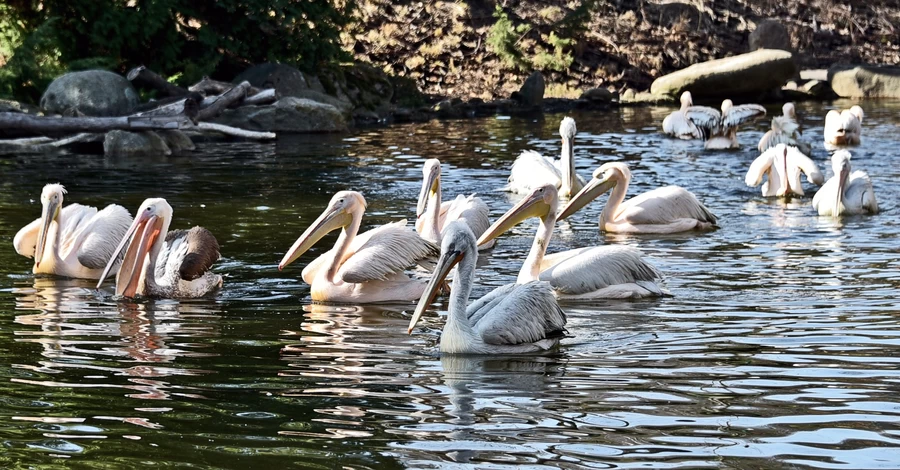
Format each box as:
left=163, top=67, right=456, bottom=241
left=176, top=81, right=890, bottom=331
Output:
left=0, top=133, right=101, bottom=153
left=195, top=81, right=251, bottom=121
left=196, top=122, right=276, bottom=140
left=127, top=66, right=188, bottom=98
left=0, top=113, right=193, bottom=133
left=190, top=76, right=262, bottom=96
left=132, top=95, right=201, bottom=121
left=243, top=89, right=277, bottom=106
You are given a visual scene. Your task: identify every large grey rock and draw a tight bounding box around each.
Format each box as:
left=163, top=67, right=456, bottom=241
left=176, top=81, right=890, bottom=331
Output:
left=650, top=49, right=797, bottom=98
left=212, top=97, right=348, bottom=133
left=828, top=65, right=900, bottom=98
left=41, top=71, right=139, bottom=116
left=749, top=20, right=791, bottom=52
left=319, top=63, right=394, bottom=116
left=159, top=130, right=195, bottom=154
left=580, top=87, right=613, bottom=102
left=516, top=71, right=545, bottom=107
left=235, top=63, right=326, bottom=98
left=104, top=131, right=171, bottom=157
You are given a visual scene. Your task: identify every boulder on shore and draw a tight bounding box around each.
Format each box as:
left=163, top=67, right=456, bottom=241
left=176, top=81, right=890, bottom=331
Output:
left=211, top=97, right=348, bottom=133
left=749, top=20, right=791, bottom=52
left=41, top=71, right=139, bottom=116
left=104, top=130, right=171, bottom=157
left=515, top=71, right=545, bottom=107
left=650, top=49, right=797, bottom=99
left=828, top=65, right=900, bottom=98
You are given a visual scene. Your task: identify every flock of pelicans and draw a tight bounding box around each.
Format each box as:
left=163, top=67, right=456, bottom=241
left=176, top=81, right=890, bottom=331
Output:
left=12, top=98, right=879, bottom=355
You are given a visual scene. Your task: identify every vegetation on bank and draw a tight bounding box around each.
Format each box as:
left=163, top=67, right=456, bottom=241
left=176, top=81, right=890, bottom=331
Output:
left=1, top=0, right=898, bottom=104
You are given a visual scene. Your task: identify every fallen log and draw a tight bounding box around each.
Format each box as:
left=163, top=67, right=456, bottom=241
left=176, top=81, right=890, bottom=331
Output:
left=243, top=89, right=277, bottom=106
left=190, top=76, right=261, bottom=96
left=132, top=95, right=201, bottom=121
left=127, top=66, right=188, bottom=98
left=195, top=81, right=251, bottom=121
left=0, top=133, right=101, bottom=153
left=196, top=122, right=276, bottom=140
left=0, top=112, right=192, bottom=133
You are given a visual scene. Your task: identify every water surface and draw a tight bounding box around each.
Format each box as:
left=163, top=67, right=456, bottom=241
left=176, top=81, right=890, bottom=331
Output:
left=1, top=100, right=899, bottom=468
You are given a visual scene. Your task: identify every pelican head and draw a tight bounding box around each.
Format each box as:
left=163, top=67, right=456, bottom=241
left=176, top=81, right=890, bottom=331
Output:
left=476, top=183, right=557, bottom=248
left=559, top=117, right=577, bottom=141
left=408, top=221, right=475, bottom=334
left=556, top=162, right=628, bottom=221
left=279, top=191, right=365, bottom=270
left=417, top=158, right=442, bottom=219
left=98, top=198, right=173, bottom=297
left=680, top=91, right=693, bottom=108
left=849, top=105, right=864, bottom=122
left=34, top=183, right=67, bottom=268
left=721, top=99, right=734, bottom=114
left=831, top=151, right=852, bottom=216
left=783, top=102, right=796, bottom=119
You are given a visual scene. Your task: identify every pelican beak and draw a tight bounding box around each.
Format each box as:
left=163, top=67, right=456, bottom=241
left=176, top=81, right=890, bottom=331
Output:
left=417, top=164, right=440, bottom=219
left=34, top=197, right=61, bottom=268
left=407, top=248, right=464, bottom=334
left=779, top=147, right=789, bottom=196
left=279, top=205, right=352, bottom=270
left=97, top=210, right=163, bottom=297
left=556, top=175, right=616, bottom=221
left=835, top=163, right=849, bottom=216
left=476, top=188, right=551, bottom=248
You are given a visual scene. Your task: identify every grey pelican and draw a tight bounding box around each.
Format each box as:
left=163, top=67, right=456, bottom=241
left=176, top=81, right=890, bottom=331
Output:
left=758, top=103, right=810, bottom=154
left=662, top=91, right=702, bottom=139
left=415, top=158, right=493, bottom=249
left=478, top=184, right=663, bottom=299
left=502, top=117, right=586, bottom=198
left=407, top=221, right=567, bottom=354
left=13, top=184, right=132, bottom=279
left=97, top=198, right=222, bottom=298
left=745, top=144, right=824, bottom=197
left=824, top=105, right=864, bottom=146
left=685, top=99, right=766, bottom=149
left=279, top=191, right=439, bottom=303
left=557, top=162, right=717, bottom=233
left=812, top=151, right=878, bottom=216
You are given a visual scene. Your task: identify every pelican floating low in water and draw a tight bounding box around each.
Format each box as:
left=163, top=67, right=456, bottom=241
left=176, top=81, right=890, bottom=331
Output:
left=408, top=221, right=567, bottom=355
left=685, top=99, right=766, bottom=149
left=478, top=184, right=663, bottom=299
left=14, top=184, right=132, bottom=279
left=557, top=162, right=717, bottom=234
left=758, top=103, right=809, bottom=154
left=662, top=91, right=702, bottom=140
left=812, top=151, right=878, bottom=216
left=415, top=158, right=492, bottom=249
left=98, top=198, right=222, bottom=299
left=503, top=117, right=586, bottom=198
left=746, top=144, right=823, bottom=197
left=279, top=191, right=439, bottom=303
left=824, top=105, right=864, bottom=146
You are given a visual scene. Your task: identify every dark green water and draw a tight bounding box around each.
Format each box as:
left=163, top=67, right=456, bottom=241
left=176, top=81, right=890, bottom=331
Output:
left=1, top=100, right=899, bottom=469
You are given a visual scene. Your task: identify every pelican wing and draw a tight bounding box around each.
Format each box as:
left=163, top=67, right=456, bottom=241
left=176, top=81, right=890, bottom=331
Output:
left=76, top=204, right=133, bottom=269
left=663, top=111, right=701, bottom=139
left=757, top=128, right=795, bottom=153
left=466, top=283, right=517, bottom=324
left=444, top=194, right=492, bottom=240
left=846, top=171, right=878, bottom=214
left=472, top=281, right=567, bottom=346
left=746, top=149, right=776, bottom=187
left=722, top=104, right=766, bottom=131
left=338, top=220, right=439, bottom=284
left=56, top=204, right=98, bottom=259
left=13, top=217, right=42, bottom=258
left=164, top=227, right=220, bottom=281
left=785, top=146, right=823, bottom=185
left=684, top=106, right=722, bottom=139
left=503, top=150, right=561, bottom=192
left=539, top=246, right=661, bottom=296
left=617, top=186, right=717, bottom=226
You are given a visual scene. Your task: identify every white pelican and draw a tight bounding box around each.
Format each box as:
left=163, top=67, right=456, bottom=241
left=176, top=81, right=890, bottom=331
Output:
left=557, top=162, right=717, bottom=233
left=758, top=103, right=810, bottom=154
left=824, top=105, right=864, bottom=146
left=279, top=191, right=440, bottom=303
left=407, top=221, right=567, bottom=354
left=13, top=184, right=132, bottom=279
left=662, top=91, right=702, bottom=139
left=812, top=151, right=878, bottom=216
left=97, top=198, right=222, bottom=298
left=746, top=144, right=824, bottom=197
left=685, top=99, right=766, bottom=149
left=415, top=158, right=493, bottom=249
left=502, top=117, right=586, bottom=198
left=477, top=184, right=663, bottom=299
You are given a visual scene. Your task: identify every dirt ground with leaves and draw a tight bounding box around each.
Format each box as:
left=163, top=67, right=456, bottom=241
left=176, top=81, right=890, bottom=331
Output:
left=341, top=0, right=900, bottom=100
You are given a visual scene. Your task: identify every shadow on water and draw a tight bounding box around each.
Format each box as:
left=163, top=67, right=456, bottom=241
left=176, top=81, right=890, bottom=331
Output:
left=0, top=100, right=899, bottom=467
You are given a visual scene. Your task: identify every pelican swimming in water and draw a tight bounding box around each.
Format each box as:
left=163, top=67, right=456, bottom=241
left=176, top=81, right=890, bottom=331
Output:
left=662, top=91, right=702, bottom=139
left=746, top=144, right=824, bottom=197
left=407, top=221, right=567, bottom=354
left=415, top=158, right=493, bottom=249
left=685, top=99, right=766, bottom=149
left=557, top=162, right=717, bottom=233
left=758, top=103, right=810, bottom=154
left=812, top=151, right=878, bottom=216
left=13, top=184, right=132, bottom=279
left=97, top=198, right=222, bottom=298
left=502, top=117, right=586, bottom=198
left=477, top=184, right=663, bottom=299
left=279, top=191, right=439, bottom=303
left=824, top=105, right=864, bottom=146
